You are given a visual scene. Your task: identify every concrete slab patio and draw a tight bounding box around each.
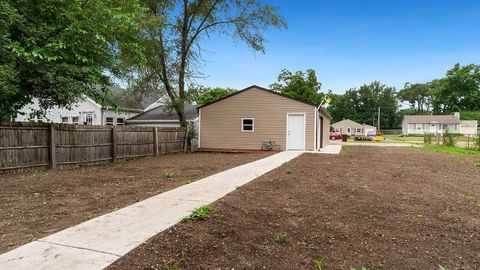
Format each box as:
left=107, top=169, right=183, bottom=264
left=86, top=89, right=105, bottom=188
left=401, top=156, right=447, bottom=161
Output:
left=0, top=151, right=303, bottom=270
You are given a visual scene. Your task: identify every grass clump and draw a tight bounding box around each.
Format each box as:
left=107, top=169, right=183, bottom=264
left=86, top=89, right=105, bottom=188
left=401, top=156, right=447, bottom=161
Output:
left=351, top=267, right=367, bottom=270
left=286, top=169, right=293, bottom=175
left=274, top=232, right=287, bottom=244
left=163, top=264, right=180, bottom=270
left=183, top=205, right=212, bottom=222
left=164, top=172, right=175, bottom=178
left=313, top=257, right=324, bottom=270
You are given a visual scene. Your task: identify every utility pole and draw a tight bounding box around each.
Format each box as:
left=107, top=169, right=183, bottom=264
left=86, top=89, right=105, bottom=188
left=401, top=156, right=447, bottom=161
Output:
left=377, top=107, right=381, bottom=131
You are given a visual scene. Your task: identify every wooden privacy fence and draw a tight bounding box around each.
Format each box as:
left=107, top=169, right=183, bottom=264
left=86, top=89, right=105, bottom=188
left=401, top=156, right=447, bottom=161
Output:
left=0, top=122, right=186, bottom=172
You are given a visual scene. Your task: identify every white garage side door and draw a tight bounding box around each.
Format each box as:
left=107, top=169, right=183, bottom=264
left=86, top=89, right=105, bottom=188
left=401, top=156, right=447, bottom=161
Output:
left=287, top=114, right=305, bottom=150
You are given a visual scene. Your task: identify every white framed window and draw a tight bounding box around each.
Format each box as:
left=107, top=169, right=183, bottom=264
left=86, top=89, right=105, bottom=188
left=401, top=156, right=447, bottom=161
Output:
left=335, top=128, right=340, bottom=133
left=241, top=118, right=254, bottom=132
left=415, top=124, right=422, bottom=131
left=61, top=116, right=69, bottom=123
left=72, top=116, right=79, bottom=125
left=347, top=128, right=351, bottom=133
left=116, top=118, right=124, bottom=126
left=85, top=113, right=94, bottom=125
left=106, top=117, right=114, bottom=125
left=356, top=128, right=361, bottom=133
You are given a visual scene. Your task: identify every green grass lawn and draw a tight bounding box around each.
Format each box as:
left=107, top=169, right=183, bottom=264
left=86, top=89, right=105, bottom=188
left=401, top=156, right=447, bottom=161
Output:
left=384, top=134, right=478, bottom=143
left=423, top=145, right=480, bottom=155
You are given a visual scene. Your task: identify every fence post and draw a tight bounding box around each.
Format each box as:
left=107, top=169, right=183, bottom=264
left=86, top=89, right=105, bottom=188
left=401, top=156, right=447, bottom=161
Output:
left=111, top=127, right=117, bottom=162
left=154, top=127, right=159, bottom=156
left=49, top=123, right=56, bottom=169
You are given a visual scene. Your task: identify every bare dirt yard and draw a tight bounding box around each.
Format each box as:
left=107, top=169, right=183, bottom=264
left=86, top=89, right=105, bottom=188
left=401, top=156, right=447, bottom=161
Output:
left=107, top=147, right=480, bottom=270
left=0, top=152, right=272, bottom=253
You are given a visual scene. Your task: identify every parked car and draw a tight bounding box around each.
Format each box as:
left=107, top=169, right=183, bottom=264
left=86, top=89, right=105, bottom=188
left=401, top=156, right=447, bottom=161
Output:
left=329, top=132, right=343, bottom=140
left=367, top=131, right=376, bottom=140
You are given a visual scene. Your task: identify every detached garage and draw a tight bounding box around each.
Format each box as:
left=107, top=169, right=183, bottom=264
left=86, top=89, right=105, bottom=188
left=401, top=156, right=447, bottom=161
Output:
left=197, top=85, right=331, bottom=151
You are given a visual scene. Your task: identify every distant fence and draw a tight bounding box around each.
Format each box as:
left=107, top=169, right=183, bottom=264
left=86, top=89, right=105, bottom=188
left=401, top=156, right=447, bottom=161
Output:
left=381, top=129, right=402, bottom=135
left=0, top=122, right=186, bottom=172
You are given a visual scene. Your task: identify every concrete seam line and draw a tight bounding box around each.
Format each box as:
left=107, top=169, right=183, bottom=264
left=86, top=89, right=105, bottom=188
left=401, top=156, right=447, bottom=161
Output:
left=153, top=197, right=211, bottom=203
left=36, top=240, right=122, bottom=257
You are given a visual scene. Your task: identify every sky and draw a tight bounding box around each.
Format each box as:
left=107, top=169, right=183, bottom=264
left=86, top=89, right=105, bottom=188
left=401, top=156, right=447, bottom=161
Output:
left=197, top=0, right=480, bottom=94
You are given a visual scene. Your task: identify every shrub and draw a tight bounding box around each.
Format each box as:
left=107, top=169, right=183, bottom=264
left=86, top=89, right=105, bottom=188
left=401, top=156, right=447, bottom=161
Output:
left=442, top=126, right=458, bottom=147
left=424, top=133, right=433, bottom=144
left=475, top=135, right=480, bottom=151
left=187, top=121, right=196, bottom=143
left=183, top=205, right=212, bottom=221
left=274, top=232, right=287, bottom=244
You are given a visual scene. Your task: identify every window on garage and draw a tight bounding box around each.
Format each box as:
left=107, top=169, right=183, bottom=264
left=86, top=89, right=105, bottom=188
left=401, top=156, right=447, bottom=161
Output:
left=241, top=118, right=254, bottom=132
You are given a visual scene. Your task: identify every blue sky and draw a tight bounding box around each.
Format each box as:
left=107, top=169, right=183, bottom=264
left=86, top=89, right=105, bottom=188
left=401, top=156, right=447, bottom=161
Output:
left=198, top=0, right=480, bottom=94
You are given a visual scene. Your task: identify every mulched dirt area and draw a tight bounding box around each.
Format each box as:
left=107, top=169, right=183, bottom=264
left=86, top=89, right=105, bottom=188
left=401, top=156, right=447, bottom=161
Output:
left=108, top=147, right=480, bottom=270
left=0, top=152, right=272, bottom=254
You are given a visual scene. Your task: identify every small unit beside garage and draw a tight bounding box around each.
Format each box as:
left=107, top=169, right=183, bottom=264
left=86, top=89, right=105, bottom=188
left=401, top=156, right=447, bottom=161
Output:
left=197, top=85, right=331, bottom=151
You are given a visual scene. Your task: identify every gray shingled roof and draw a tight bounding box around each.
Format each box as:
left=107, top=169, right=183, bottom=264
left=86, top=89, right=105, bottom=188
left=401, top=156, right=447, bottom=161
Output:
left=403, top=115, right=460, bottom=124
left=128, top=104, right=198, bottom=121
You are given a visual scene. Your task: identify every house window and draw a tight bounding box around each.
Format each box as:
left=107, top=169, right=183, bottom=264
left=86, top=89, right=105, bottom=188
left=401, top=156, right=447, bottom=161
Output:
left=116, top=118, right=124, bottom=126
left=106, top=117, right=114, bottom=126
left=415, top=124, right=422, bottom=131
left=347, top=128, right=351, bottom=133
left=335, top=128, right=340, bottom=133
left=356, top=128, right=361, bottom=133
left=61, top=116, right=69, bottom=123
left=241, top=118, right=254, bottom=132
left=85, top=113, right=94, bottom=125
left=72, top=116, right=79, bottom=125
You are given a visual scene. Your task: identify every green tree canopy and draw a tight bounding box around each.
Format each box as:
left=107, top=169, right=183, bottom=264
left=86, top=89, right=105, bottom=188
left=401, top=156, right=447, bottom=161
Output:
left=123, top=0, right=287, bottom=127
left=270, top=69, right=325, bottom=105
left=0, top=0, right=145, bottom=121
left=397, top=82, right=432, bottom=114
left=328, top=81, right=399, bottom=129
left=196, top=87, right=236, bottom=106
left=430, top=63, right=480, bottom=114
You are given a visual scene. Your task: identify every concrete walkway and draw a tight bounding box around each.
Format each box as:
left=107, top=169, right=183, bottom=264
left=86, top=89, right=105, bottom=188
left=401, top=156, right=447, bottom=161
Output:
left=0, top=151, right=302, bottom=270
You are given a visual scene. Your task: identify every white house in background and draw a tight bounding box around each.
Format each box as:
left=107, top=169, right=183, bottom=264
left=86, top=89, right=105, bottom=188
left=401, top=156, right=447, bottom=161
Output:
left=126, top=104, right=199, bottom=129
left=15, top=86, right=144, bottom=126
left=331, top=119, right=377, bottom=136
left=401, top=112, right=478, bottom=135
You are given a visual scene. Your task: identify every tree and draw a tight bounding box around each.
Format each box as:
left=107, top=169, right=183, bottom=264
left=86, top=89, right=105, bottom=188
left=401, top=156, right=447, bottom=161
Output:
left=270, top=69, right=325, bottom=105
left=125, top=0, right=287, bottom=127
left=196, top=87, right=236, bottom=105
left=430, top=63, right=480, bottom=114
left=397, top=82, right=431, bottom=114
left=0, top=0, right=145, bottom=121
left=328, top=81, right=399, bottom=129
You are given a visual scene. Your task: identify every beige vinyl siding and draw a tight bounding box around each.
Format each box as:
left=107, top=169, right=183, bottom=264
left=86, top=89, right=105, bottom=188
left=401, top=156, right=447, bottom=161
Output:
left=320, top=112, right=331, bottom=148
left=199, top=87, right=315, bottom=150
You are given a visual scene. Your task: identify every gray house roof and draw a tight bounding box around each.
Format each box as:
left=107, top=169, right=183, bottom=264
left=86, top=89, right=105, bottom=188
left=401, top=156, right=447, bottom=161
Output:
left=128, top=104, right=198, bottom=121
left=332, top=119, right=375, bottom=129
left=403, top=115, right=460, bottom=124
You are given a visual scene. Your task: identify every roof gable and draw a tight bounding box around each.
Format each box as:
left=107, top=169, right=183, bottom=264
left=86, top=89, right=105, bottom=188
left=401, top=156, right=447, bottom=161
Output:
left=332, top=119, right=363, bottom=128
left=128, top=104, right=198, bottom=121
left=196, top=85, right=318, bottom=110
left=403, top=115, right=461, bottom=124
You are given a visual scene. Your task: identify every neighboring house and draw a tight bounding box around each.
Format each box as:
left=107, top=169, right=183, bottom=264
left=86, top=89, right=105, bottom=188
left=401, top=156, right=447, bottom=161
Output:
left=460, top=120, right=478, bottom=135
left=126, top=104, right=199, bottom=129
left=197, top=85, right=331, bottom=151
left=331, top=119, right=376, bottom=136
left=15, top=86, right=143, bottom=126
left=402, top=112, right=478, bottom=135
